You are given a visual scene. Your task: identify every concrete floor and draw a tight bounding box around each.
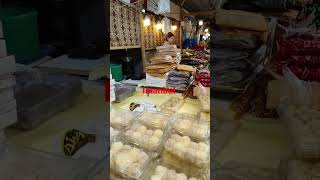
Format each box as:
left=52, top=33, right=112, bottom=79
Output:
left=214, top=98, right=294, bottom=170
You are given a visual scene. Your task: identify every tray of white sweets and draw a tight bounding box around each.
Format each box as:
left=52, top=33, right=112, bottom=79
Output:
left=110, top=107, right=139, bottom=130
left=136, top=111, right=172, bottom=130
left=157, top=97, right=185, bottom=116
left=162, top=134, right=210, bottom=173
left=146, top=159, right=208, bottom=180
left=123, top=122, right=168, bottom=156
left=172, top=113, right=210, bottom=142
left=198, top=112, right=210, bottom=122
left=110, top=141, right=152, bottom=180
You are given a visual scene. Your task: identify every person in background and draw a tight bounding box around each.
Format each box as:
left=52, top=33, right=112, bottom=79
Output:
left=163, top=32, right=175, bottom=45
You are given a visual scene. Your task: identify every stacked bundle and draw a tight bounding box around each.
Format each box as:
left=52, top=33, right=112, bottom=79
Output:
left=0, top=38, right=17, bottom=143
left=212, top=9, right=268, bottom=86
left=196, top=69, right=210, bottom=87
left=146, top=64, right=177, bottom=78
left=273, top=34, right=320, bottom=82
left=156, top=45, right=181, bottom=58
left=167, top=65, right=194, bottom=91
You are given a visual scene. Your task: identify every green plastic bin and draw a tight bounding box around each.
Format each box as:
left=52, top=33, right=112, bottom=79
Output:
left=110, top=64, right=122, bottom=82
left=0, top=8, right=40, bottom=64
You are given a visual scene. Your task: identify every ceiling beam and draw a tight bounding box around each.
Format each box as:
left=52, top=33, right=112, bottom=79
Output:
left=182, top=10, right=215, bottom=17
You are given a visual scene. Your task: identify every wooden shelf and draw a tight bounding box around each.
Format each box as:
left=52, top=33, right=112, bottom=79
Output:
left=110, top=45, right=141, bottom=50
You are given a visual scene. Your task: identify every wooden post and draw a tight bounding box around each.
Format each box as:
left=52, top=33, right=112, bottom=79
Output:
left=140, top=13, right=146, bottom=72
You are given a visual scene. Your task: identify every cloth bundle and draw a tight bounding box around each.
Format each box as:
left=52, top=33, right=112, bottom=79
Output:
left=212, top=30, right=266, bottom=85
left=196, top=69, right=210, bottom=87
left=150, top=55, right=176, bottom=65
left=146, top=64, right=177, bottom=77
left=155, top=45, right=181, bottom=58
left=167, top=70, right=192, bottom=90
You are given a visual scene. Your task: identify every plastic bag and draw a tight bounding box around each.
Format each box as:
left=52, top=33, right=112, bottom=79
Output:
left=282, top=67, right=312, bottom=106
left=158, top=0, right=170, bottom=14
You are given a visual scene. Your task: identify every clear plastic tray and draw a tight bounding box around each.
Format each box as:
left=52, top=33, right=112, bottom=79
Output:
left=110, top=107, right=139, bottom=130
left=115, top=84, right=135, bottom=103
left=157, top=97, right=185, bottom=115
left=198, top=94, right=210, bottom=113
left=172, top=113, right=210, bottom=142
left=145, top=158, right=208, bottom=180
left=110, top=126, right=122, bottom=143
left=199, top=112, right=210, bottom=122
left=162, top=134, right=210, bottom=171
left=110, top=141, right=151, bottom=180
left=136, top=111, right=172, bottom=130
left=123, top=122, right=168, bottom=155
left=0, top=143, right=106, bottom=180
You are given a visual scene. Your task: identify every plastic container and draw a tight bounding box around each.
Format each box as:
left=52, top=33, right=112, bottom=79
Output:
left=157, top=97, right=185, bottom=116
left=14, top=75, right=82, bottom=130
left=146, top=158, right=208, bottom=180
left=110, top=107, right=139, bottom=130
left=123, top=122, right=168, bottom=155
left=110, top=64, right=123, bottom=82
left=110, top=141, right=151, bottom=180
left=162, top=133, right=210, bottom=171
left=198, top=94, right=210, bottom=113
left=136, top=111, right=172, bottom=130
left=114, top=84, right=135, bottom=103
left=0, top=8, right=40, bottom=64
left=172, top=113, right=210, bottom=142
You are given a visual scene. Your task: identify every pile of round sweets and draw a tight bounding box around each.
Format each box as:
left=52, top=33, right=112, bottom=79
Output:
left=160, top=97, right=184, bottom=112
left=125, top=124, right=163, bottom=150
left=110, top=142, right=149, bottom=179
left=165, top=134, right=209, bottom=166
left=173, top=118, right=209, bottom=140
left=110, top=109, right=135, bottom=128
left=198, top=95, right=209, bottom=112
left=199, top=112, right=210, bottom=122
left=110, top=127, right=119, bottom=141
left=151, top=165, right=199, bottom=180
left=139, top=112, right=170, bottom=130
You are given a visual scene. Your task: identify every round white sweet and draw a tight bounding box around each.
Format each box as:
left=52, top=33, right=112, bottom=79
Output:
left=151, top=175, right=162, bottom=180
left=155, top=165, right=167, bottom=177
left=171, top=134, right=181, bottom=142
left=148, top=136, right=160, bottom=148
left=137, top=125, right=147, bottom=133
left=154, top=129, right=163, bottom=138
left=146, top=129, right=154, bottom=136
left=132, top=132, right=142, bottom=140
left=181, top=136, right=191, bottom=142
left=176, top=173, right=188, bottom=180
left=111, top=142, right=123, bottom=153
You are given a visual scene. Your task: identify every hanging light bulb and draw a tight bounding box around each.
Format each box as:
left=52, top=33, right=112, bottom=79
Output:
left=142, top=9, right=146, bottom=13
left=204, top=28, right=208, bottom=32
left=156, top=21, right=163, bottom=30
left=199, top=20, right=203, bottom=26
left=171, top=25, right=177, bottom=31
left=143, top=15, right=151, bottom=27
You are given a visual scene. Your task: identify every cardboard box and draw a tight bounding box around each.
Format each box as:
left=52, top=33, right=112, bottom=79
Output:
left=267, top=80, right=320, bottom=109
left=0, top=55, right=16, bottom=75
left=0, top=39, right=7, bottom=57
